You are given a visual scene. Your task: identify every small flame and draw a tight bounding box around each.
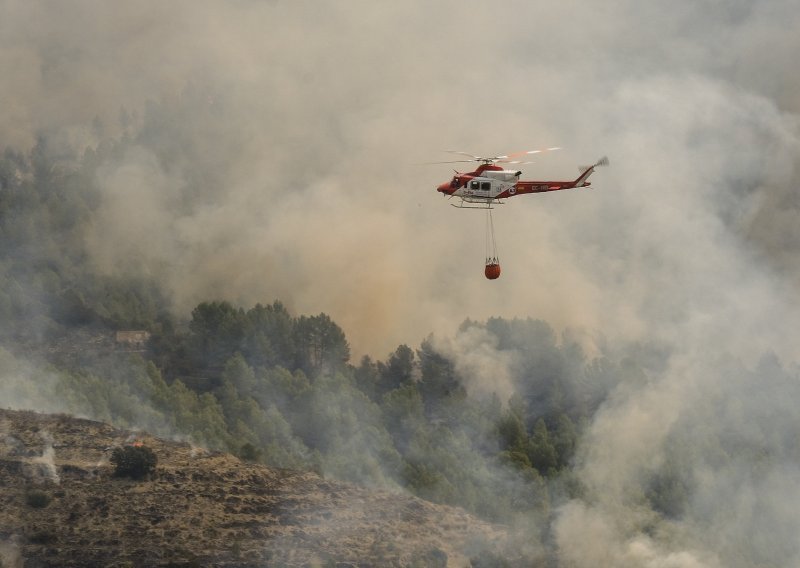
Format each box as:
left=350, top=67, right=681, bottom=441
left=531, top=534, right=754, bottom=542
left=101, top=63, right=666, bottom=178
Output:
left=132, top=440, right=144, bottom=448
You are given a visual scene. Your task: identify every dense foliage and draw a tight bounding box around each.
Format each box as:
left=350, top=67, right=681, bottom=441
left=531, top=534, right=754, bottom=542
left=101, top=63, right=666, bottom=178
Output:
left=0, top=138, right=168, bottom=342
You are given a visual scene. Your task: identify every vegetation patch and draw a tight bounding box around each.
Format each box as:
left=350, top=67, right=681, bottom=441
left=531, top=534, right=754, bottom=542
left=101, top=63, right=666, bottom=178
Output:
left=111, top=445, right=158, bottom=479
left=25, top=489, right=51, bottom=509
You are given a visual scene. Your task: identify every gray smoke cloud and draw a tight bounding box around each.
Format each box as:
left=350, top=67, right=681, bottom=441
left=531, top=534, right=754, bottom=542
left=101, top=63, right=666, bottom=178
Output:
left=2, top=0, right=798, bottom=356
left=3, top=0, right=800, bottom=564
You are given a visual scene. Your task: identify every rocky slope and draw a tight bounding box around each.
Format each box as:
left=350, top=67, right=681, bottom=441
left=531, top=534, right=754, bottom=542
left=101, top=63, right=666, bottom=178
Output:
left=0, top=409, right=513, bottom=567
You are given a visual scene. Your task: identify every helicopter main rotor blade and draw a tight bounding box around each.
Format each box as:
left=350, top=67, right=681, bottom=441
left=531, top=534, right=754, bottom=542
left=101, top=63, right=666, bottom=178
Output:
left=423, top=159, right=481, bottom=165
left=498, top=147, right=562, bottom=160
left=427, top=147, right=562, bottom=166
left=445, top=151, right=501, bottom=162
left=444, top=150, right=484, bottom=160
left=495, top=159, right=538, bottom=165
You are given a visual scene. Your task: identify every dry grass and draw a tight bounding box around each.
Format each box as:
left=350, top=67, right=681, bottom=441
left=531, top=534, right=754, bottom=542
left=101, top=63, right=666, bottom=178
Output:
left=0, top=409, right=508, bottom=566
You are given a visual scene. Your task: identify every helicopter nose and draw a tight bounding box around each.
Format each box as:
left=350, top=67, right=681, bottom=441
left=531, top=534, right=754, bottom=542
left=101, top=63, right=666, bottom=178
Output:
left=437, top=182, right=452, bottom=194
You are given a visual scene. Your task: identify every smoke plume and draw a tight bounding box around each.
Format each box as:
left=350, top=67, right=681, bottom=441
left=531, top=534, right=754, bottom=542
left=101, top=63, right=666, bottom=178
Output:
left=3, top=0, right=800, bottom=564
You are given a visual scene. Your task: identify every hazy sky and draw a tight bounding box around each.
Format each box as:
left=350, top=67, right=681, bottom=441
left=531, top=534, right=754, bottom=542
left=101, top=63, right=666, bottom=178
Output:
left=3, top=2, right=800, bottom=565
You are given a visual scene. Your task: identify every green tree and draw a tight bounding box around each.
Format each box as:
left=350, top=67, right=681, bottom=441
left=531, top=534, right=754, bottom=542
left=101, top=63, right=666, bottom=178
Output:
left=354, top=355, right=381, bottom=401
left=377, top=344, right=415, bottom=395
left=527, top=418, right=558, bottom=475
left=221, top=353, right=256, bottom=397
left=382, top=383, right=425, bottom=452
left=552, top=413, right=578, bottom=468
left=497, top=410, right=528, bottom=453
left=292, top=313, right=350, bottom=376
left=292, top=372, right=400, bottom=485
left=242, top=301, right=294, bottom=369
left=188, top=301, right=246, bottom=371
left=416, top=339, right=465, bottom=414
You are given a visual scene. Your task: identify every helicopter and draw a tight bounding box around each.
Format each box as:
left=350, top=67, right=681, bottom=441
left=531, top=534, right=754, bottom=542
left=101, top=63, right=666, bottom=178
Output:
left=434, top=148, right=608, bottom=208
left=431, top=148, right=608, bottom=279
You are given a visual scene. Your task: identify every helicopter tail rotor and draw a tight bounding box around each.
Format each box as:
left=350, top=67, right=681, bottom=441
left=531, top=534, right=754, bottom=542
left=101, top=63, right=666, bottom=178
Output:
left=579, top=156, right=610, bottom=173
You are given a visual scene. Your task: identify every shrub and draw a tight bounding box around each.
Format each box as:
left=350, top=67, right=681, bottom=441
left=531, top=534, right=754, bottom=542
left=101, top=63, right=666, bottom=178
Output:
left=470, top=551, right=513, bottom=568
left=238, top=442, right=261, bottom=463
left=25, top=489, right=52, bottom=508
left=413, top=548, right=448, bottom=567
left=110, top=445, right=157, bottom=479
left=28, top=529, right=57, bottom=545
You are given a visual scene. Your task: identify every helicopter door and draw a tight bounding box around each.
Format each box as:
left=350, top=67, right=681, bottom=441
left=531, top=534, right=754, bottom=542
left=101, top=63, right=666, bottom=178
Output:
left=470, top=180, right=492, bottom=196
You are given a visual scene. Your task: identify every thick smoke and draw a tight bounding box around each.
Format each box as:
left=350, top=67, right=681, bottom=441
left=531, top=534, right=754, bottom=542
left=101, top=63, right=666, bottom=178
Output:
left=3, top=0, right=800, bottom=564
left=2, top=0, right=798, bottom=356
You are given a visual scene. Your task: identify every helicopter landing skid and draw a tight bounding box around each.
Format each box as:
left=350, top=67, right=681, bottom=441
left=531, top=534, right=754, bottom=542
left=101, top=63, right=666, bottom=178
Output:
left=450, top=199, right=504, bottom=209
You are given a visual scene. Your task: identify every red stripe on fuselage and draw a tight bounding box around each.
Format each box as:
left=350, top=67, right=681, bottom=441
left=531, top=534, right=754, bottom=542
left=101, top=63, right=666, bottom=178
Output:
left=496, top=180, right=590, bottom=199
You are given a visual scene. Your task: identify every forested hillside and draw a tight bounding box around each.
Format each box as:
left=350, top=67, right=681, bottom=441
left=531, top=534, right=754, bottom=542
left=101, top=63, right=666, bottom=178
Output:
left=1, top=303, right=618, bottom=524
left=0, top=122, right=624, bottom=525
left=5, top=108, right=800, bottom=568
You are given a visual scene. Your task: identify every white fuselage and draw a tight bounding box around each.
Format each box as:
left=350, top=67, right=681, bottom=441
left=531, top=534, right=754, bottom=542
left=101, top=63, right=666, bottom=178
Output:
left=453, top=175, right=517, bottom=201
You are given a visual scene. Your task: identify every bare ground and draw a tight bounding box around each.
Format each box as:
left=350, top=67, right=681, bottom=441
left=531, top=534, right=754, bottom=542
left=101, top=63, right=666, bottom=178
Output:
left=0, top=409, right=512, bottom=567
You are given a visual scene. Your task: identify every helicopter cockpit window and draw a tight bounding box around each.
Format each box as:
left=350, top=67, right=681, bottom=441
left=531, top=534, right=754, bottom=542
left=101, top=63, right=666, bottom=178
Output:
left=470, top=181, right=480, bottom=190
left=481, top=182, right=491, bottom=191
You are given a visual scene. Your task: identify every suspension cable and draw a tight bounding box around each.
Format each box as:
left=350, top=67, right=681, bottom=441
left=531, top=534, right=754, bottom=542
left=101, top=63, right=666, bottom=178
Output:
left=485, top=208, right=499, bottom=265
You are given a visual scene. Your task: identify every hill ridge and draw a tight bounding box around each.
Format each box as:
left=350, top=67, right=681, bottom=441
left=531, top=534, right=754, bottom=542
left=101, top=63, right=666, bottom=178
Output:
left=0, top=408, right=510, bottom=567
